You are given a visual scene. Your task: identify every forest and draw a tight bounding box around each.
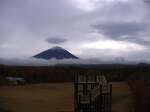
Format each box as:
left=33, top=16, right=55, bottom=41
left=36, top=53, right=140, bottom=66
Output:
left=0, top=64, right=150, bottom=84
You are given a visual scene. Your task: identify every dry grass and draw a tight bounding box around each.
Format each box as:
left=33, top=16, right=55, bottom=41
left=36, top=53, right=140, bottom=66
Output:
left=0, top=83, right=74, bottom=112
left=0, top=82, right=134, bottom=112
left=111, top=82, right=134, bottom=112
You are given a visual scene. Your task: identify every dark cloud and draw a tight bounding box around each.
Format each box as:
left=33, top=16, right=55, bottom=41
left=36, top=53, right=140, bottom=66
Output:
left=46, top=37, right=67, bottom=44
left=92, top=21, right=150, bottom=45
left=92, top=21, right=147, bottom=38
left=120, top=36, right=150, bottom=45
left=143, top=0, right=150, bottom=4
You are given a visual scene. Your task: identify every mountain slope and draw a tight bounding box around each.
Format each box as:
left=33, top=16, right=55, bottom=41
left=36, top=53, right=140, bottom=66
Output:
left=33, top=46, right=79, bottom=60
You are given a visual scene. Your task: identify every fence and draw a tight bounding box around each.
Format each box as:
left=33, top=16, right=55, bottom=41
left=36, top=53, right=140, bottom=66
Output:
left=74, top=73, right=112, bottom=112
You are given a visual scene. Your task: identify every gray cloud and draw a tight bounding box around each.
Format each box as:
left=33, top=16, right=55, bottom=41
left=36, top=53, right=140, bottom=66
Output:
left=92, top=21, right=147, bottom=38
left=46, top=37, right=67, bottom=44
left=120, top=36, right=150, bottom=45
left=0, top=57, right=134, bottom=66
left=0, top=0, right=150, bottom=62
left=92, top=21, right=150, bottom=45
left=143, top=0, right=150, bottom=4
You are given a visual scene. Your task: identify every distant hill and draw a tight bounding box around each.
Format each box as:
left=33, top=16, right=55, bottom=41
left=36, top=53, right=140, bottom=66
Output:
left=33, top=46, right=79, bottom=60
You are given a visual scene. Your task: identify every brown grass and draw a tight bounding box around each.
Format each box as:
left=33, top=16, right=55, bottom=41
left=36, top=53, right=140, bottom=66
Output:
left=111, top=82, right=134, bottom=112
left=0, top=82, right=133, bottom=112
left=0, top=83, right=74, bottom=112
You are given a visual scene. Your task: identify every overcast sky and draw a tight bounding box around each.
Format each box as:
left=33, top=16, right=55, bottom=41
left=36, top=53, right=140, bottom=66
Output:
left=1, top=0, right=150, bottom=61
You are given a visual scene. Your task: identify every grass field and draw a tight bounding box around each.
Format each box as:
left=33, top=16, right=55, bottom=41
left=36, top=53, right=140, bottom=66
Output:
left=111, top=82, right=134, bottom=112
left=0, top=82, right=134, bottom=112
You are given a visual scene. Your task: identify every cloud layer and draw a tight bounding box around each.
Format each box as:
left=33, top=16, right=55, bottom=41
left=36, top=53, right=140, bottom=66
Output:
left=0, top=0, right=150, bottom=63
left=46, top=37, right=67, bottom=44
left=0, top=57, right=142, bottom=66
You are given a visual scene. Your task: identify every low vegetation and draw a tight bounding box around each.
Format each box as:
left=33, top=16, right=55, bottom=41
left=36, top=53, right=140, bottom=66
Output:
left=0, top=82, right=133, bottom=112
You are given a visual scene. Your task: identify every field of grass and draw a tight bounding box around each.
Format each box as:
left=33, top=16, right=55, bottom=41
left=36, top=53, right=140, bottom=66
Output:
left=111, top=82, right=134, bottom=112
left=0, top=82, right=134, bottom=112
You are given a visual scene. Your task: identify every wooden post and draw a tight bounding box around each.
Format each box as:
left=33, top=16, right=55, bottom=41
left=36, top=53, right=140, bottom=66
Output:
left=106, top=92, right=109, bottom=112
left=74, top=74, right=77, bottom=112
left=99, top=85, right=102, bottom=112
left=85, top=74, right=88, bottom=95
left=109, top=84, right=112, bottom=112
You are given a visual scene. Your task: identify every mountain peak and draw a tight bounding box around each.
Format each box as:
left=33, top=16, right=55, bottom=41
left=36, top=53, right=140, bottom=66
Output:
left=51, top=46, right=65, bottom=50
left=33, top=46, right=79, bottom=60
